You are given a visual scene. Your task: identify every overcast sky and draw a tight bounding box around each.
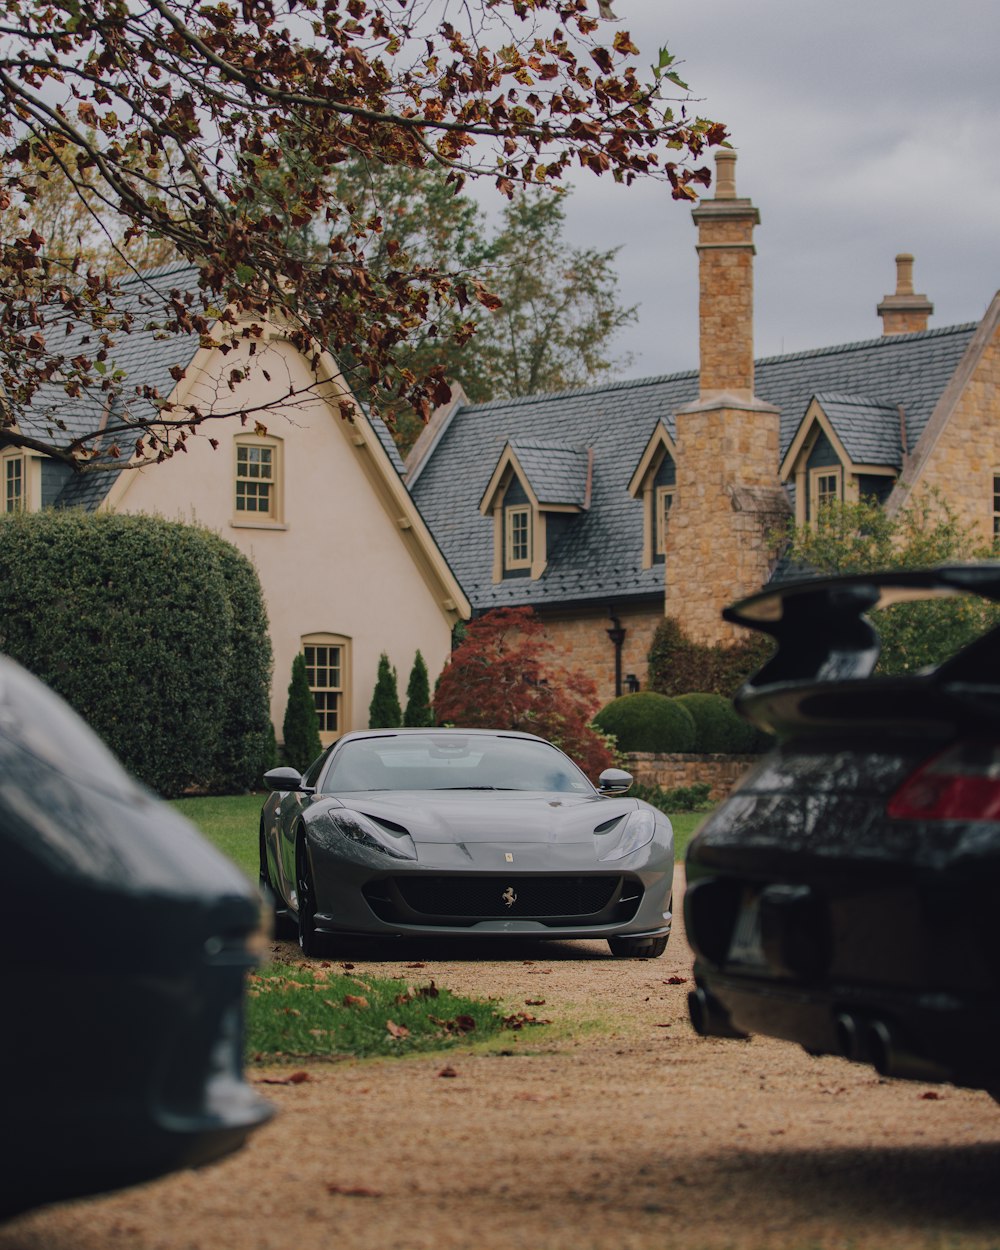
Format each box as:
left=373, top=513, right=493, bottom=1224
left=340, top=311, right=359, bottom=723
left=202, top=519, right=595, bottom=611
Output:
left=511, top=0, right=1000, bottom=380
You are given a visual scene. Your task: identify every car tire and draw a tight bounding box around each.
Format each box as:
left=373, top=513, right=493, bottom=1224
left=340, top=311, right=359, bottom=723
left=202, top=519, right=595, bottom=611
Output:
left=295, top=835, right=325, bottom=958
left=259, top=825, right=293, bottom=939
left=608, top=934, right=669, bottom=959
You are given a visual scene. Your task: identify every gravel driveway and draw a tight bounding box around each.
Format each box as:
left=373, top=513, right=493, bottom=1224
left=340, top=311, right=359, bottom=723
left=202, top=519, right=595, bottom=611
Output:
left=5, top=873, right=1000, bottom=1250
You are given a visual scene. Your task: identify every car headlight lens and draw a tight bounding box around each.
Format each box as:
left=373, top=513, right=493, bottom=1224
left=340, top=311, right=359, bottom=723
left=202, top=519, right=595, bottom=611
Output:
left=330, top=810, right=417, bottom=860
left=598, top=808, right=657, bottom=862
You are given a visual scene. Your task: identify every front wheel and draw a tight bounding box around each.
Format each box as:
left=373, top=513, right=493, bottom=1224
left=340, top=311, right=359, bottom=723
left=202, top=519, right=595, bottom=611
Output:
left=608, top=933, right=669, bottom=959
left=295, top=837, right=325, bottom=958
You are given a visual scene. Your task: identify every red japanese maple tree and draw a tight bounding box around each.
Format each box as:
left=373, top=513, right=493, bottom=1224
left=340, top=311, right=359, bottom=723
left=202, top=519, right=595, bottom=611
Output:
left=433, top=606, right=616, bottom=780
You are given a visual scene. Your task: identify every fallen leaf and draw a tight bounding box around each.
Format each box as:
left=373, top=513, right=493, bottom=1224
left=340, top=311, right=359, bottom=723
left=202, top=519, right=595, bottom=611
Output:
left=341, top=962, right=355, bottom=970
left=663, top=976, right=689, bottom=985
left=524, top=999, right=546, bottom=1006
left=386, top=1019, right=410, bottom=1039
left=326, top=1184, right=382, bottom=1198
left=654, top=1023, right=671, bottom=1028
left=256, top=1070, right=311, bottom=1086
left=438, top=1066, right=459, bottom=1078
left=405, top=962, right=426, bottom=969
left=920, top=1090, right=943, bottom=1100
left=343, top=994, right=369, bottom=1008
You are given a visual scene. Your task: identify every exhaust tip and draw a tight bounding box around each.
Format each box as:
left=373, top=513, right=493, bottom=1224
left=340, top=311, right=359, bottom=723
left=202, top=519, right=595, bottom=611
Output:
left=688, top=987, right=748, bottom=1040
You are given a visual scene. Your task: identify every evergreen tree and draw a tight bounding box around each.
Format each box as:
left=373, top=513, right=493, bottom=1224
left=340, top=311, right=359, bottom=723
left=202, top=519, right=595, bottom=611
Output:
left=403, top=650, right=434, bottom=727
left=282, top=653, right=322, bottom=771
left=369, top=653, right=402, bottom=728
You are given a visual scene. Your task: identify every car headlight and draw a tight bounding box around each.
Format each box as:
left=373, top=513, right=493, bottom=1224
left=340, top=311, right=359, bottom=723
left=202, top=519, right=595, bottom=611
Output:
left=330, top=810, right=417, bottom=860
left=598, top=808, right=657, bottom=862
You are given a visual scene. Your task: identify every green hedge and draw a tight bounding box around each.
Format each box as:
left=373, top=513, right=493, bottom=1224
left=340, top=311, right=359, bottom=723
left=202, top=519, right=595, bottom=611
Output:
left=674, top=692, right=760, bottom=754
left=0, top=510, right=272, bottom=797
left=647, top=616, right=774, bottom=697
left=593, top=692, right=696, bottom=754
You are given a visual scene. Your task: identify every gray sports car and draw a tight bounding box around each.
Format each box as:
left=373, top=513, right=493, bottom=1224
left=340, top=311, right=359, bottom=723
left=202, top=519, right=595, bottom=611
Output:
left=260, top=729, right=673, bottom=958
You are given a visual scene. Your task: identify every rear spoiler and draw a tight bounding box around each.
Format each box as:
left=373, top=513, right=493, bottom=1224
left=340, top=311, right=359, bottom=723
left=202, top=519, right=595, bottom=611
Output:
left=725, top=564, right=1000, bottom=691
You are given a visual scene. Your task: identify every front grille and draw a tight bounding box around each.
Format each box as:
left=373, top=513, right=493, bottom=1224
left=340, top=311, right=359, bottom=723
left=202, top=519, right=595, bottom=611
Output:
left=364, top=874, right=640, bottom=928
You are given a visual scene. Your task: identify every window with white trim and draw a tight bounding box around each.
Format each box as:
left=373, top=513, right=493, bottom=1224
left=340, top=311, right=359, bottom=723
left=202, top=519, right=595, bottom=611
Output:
left=3, top=453, right=24, bottom=513
left=654, top=486, right=674, bottom=556
left=810, top=466, right=841, bottom=516
left=234, top=436, right=282, bottom=523
left=303, top=635, right=350, bottom=744
left=505, top=505, right=532, bottom=570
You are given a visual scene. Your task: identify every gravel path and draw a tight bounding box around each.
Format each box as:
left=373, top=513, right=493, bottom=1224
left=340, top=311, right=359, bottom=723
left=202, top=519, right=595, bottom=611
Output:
left=5, top=873, right=1000, bottom=1250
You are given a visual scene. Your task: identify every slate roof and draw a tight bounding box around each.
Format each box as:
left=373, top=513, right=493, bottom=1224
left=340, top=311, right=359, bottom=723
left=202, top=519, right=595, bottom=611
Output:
left=408, top=322, right=978, bottom=613
left=16, top=263, right=406, bottom=503
left=507, top=439, right=590, bottom=508
left=810, top=393, right=903, bottom=468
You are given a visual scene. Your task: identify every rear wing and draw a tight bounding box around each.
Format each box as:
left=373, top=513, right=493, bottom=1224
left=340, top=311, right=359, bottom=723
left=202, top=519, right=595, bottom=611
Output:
left=725, top=564, right=1000, bottom=692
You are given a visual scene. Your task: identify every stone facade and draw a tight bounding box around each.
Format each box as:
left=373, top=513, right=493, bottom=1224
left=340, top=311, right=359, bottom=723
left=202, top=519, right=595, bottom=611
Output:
left=625, top=751, right=757, bottom=801
left=540, top=602, right=663, bottom=710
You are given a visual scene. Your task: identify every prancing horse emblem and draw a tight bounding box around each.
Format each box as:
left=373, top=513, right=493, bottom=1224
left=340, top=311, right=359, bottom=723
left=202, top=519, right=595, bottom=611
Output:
left=502, top=886, right=517, bottom=909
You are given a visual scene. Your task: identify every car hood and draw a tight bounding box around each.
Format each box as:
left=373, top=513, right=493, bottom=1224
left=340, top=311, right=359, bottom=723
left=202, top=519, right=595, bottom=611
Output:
left=332, top=789, right=636, bottom=845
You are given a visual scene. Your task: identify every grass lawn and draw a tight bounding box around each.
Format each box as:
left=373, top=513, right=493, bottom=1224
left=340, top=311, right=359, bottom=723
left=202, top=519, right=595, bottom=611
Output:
left=171, top=793, right=263, bottom=881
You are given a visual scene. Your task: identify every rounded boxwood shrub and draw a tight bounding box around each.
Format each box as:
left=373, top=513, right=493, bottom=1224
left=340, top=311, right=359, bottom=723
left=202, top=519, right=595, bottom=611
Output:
left=0, top=510, right=271, bottom=797
left=593, top=692, right=696, bottom=754
left=674, top=692, right=759, bottom=754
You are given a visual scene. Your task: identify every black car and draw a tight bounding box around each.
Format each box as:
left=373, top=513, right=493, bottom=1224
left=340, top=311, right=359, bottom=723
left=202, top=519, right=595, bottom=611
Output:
left=1, top=654, right=272, bottom=1219
left=685, top=565, right=1000, bottom=1096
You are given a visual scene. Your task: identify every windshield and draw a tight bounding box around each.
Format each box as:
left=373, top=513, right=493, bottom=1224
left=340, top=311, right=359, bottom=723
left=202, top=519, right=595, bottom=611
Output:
left=323, top=733, right=593, bottom=794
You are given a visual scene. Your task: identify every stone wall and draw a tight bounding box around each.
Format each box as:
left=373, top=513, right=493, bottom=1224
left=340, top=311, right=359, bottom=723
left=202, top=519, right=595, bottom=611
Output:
left=625, top=751, right=758, bottom=802
left=903, top=318, right=1000, bottom=543
left=539, top=602, right=664, bottom=710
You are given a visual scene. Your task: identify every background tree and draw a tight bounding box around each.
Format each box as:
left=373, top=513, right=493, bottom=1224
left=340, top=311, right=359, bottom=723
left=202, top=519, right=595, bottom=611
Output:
left=403, top=651, right=434, bottom=728
left=369, top=653, right=402, bottom=729
left=779, top=492, right=1000, bottom=674
left=433, top=606, right=615, bottom=777
left=0, top=1, right=724, bottom=470
left=282, top=654, right=322, bottom=771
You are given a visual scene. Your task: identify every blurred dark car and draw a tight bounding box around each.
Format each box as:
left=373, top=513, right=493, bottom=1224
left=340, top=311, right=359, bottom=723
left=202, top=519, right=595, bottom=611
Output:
left=685, top=565, right=1000, bottom=1096
left=1, top=654, right=272, bottom=1219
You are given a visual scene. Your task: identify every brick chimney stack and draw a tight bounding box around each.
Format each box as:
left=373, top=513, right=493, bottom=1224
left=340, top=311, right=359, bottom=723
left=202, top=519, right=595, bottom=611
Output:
left=665, top=150, right=788, bottom=644
left=878, top=253, right=933, bottom=335
left=691, top=148, right=758, bottom=401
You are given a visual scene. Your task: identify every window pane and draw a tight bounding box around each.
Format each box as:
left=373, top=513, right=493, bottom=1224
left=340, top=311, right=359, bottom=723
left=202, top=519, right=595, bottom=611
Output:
left=304, top=644, right=343, bottom=734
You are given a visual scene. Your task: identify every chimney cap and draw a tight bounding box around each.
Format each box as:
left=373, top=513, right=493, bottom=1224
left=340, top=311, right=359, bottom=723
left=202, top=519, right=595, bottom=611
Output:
left=714, top=149, right=737, bottom=199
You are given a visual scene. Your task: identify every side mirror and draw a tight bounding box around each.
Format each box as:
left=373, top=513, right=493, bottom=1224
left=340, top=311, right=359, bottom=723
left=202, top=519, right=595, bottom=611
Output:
left=598, top=768, right=633, bottom=795
left=263, top=766, right=304, bottom=792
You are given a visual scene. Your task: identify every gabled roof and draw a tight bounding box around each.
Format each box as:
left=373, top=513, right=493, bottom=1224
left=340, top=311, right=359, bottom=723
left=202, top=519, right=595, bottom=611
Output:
left=409, top=322, right=978, bottom=613
left=480, top=438, right=591, bottom=514
left=17, top=263, right=407, bottom=505
left=810, top=393, right=903, bottom=467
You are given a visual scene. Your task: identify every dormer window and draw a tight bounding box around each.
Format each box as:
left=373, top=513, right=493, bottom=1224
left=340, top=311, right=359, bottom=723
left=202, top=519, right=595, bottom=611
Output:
left=780, top=395, right=902, bottom=526
left=811, top=466, right=841, bottom=513
left=655, top=486, right=674, bottom=556
left=480, top=439, right=591, bottom=583
left=505, top=505, right=532, bottom=570
left=628, top=421, right=678, bottom=568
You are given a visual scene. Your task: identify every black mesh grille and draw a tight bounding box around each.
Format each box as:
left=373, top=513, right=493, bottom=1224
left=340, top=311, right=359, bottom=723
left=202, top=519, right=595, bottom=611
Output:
left=391, top=875, right=622, bottom=919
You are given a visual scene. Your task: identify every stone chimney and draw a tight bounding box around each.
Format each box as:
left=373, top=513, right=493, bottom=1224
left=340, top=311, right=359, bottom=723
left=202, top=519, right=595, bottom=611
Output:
left=691, top=148, right=758, bottom=401
left=878, top=253, right=933, bottom=335
left=665, top=151, right=788, bottom=644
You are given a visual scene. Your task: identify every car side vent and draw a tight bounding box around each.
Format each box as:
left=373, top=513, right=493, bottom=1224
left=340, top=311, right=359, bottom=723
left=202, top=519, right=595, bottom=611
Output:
left=593, top=815, right=626, bottom=834
left=363, top=813, right=410, bottom=835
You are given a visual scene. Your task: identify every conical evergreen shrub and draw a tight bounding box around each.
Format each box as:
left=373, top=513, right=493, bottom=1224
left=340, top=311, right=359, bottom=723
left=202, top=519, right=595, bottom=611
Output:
left=282, top=653, right=322, bottom=771
left=403, top=650, right=434, bottom=727
left=369, top=652, right=402, bottom=727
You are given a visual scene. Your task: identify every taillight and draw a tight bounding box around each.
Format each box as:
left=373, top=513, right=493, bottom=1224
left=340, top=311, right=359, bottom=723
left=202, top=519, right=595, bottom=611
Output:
left=887, top=742, right=1000, bottom=821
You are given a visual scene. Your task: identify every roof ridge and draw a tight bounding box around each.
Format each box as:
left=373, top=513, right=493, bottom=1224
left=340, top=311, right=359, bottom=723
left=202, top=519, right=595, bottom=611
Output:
left=454, top=322, right=980, bottom=414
